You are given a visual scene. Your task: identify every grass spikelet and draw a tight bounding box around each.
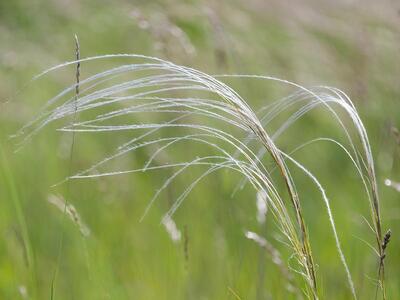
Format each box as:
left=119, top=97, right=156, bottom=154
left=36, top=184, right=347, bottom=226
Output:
left=245, top=230, right=300, bottom=297
left=48, top=194, right=91, bottom=238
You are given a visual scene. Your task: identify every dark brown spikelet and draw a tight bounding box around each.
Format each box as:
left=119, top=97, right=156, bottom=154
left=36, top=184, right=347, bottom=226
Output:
left=382, top=229, right=391, bottom=253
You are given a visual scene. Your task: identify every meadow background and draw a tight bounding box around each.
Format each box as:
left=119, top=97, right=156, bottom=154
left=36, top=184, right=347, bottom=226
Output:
left=0, top=0, right=399, bottom=299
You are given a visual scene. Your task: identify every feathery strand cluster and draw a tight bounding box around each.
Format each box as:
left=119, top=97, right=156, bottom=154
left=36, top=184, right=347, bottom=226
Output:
left=15, top=54, right=387, bottom=299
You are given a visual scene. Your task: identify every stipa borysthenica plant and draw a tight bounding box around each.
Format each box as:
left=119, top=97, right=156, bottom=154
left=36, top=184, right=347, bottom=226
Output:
left=13, top=53, right=388, bottom=299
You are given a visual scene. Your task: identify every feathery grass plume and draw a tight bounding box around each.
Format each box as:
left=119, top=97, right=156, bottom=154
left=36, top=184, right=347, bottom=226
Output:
left=245, top=230, right=301, bottom=297
left=384, top=178, right=400, bottom=192
left=203, top=5, right=228, bottom=68
left=15, top=53, right=387, bottom=299
left=256, top=189, right=268, bottom=224
left=390, top=125, right=400, bottom=145
left=162, top=215, right=181, bottom=243
left=228, top=287, right=242, bottom=300
left=18, top=285, right=28, bottom=300
left=48, top=194, right=91, bottom=237
left=130, top=8, right=195, bottom=58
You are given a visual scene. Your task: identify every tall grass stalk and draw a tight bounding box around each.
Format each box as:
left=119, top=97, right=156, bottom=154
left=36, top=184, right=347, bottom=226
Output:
left=50, top=35, right=81, bottom=300
left=15, top=54, right=387, bottom=299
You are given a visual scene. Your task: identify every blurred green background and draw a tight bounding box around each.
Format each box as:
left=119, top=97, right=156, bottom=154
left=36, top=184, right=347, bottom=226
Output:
left=0, top=0, right=399, bottom=299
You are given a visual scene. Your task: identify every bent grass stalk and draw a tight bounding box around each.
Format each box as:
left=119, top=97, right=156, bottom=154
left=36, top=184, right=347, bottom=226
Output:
left=15, top=54, right=388, bottom=299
